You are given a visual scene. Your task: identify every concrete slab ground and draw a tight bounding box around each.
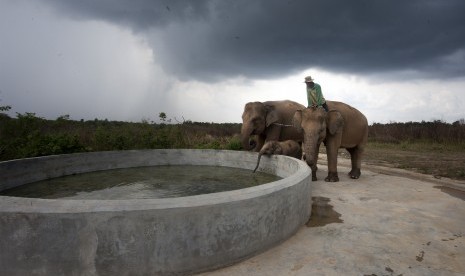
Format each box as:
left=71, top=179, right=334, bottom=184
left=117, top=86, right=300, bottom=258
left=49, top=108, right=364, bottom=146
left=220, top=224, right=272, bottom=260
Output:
left=200, top=156, right=465, bottom=276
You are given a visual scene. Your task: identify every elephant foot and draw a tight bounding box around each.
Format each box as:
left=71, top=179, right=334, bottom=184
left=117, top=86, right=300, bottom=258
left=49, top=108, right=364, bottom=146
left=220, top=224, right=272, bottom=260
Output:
left=348, top=169, right=361, bottom=179
left=312, top=171, right=318, bottom=181
left=325, top=172, right=339, bottom=182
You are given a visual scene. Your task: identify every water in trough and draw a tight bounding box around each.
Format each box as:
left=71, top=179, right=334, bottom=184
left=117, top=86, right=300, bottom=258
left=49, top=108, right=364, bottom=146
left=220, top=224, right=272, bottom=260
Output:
left=1, top=165, right=281, bottom=199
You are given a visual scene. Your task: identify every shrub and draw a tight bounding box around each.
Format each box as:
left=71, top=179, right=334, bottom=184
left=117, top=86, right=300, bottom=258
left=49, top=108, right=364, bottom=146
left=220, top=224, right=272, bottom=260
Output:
left=225, top=136, right=242, bottom=150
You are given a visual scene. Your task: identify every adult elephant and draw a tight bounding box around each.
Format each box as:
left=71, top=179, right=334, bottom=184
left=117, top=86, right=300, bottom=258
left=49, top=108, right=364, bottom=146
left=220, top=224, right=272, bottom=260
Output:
left=292, top=101, right=368, bottom=182
left=241, top=100, right=305, bottom=151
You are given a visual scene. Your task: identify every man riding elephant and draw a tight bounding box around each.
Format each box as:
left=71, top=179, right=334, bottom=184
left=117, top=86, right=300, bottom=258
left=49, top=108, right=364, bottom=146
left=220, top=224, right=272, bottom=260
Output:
left=305, top=76, right=329, bottom=112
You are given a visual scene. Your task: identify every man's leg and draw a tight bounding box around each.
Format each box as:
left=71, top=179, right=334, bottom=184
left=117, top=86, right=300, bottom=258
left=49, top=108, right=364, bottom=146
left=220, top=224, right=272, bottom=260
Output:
left=322, top=102, right=329, bottom=112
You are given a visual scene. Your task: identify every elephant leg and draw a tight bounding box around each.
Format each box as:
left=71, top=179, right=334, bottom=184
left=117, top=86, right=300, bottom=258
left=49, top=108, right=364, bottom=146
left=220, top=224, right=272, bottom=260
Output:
left=311, top=152, right=319, bottom=182
left=311, top=142, right=321, bottom=181
left=347, top=146, right=363, bottom=179
left=325, top=145, right=339, bottom=182
left=311, top=164, right=318, bottom=181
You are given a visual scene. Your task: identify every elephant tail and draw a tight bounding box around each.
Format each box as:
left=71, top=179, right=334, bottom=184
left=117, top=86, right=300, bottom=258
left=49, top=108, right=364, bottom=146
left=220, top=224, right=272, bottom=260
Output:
left=253, top=154, right=262, bottom=173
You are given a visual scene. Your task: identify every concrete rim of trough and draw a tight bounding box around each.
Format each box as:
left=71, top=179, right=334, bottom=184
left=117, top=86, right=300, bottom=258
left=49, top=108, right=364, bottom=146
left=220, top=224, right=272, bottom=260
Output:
left=0, top=149, right=311, bottom=212
left=0, top=149, right=312, bottom=275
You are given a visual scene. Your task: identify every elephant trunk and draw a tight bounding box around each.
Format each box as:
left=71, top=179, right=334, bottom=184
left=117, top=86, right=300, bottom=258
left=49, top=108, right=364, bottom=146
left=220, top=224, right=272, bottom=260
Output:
left=241, top=124, right=255, bottom=151
left=253, top=153, right=263, bottom=173
left=302, top=137, right=319, bottom=169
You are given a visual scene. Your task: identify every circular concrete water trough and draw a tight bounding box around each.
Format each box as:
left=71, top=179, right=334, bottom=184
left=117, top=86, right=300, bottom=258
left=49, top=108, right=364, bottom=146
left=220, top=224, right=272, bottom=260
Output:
left=0, top=149, right=312, bottom=275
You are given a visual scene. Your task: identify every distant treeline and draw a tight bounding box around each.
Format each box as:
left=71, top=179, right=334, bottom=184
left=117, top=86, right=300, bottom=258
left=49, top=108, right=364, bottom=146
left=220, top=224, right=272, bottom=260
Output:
left=0, top=112, right=241, bottom=161
left=369, top=119, right=465, bottom=144
left=0, top=112, right=464, bottom=161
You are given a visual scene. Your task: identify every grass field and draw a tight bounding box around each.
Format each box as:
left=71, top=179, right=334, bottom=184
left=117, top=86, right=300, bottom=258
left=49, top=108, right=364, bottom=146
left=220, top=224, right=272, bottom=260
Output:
left=319, top=141, right=465, bottom=181
left=362, top=142, right=465, bottom=181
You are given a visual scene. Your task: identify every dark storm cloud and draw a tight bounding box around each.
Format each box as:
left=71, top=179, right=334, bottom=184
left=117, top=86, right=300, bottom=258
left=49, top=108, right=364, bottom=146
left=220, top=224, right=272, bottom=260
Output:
left=41, top=0, right=211, bottom=29
left=40, top=0, right=465, bottom=81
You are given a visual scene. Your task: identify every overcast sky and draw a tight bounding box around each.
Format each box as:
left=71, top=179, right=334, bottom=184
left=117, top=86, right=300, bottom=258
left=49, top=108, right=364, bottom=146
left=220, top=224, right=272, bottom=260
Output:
left=1, top=0, right=465, bottom=124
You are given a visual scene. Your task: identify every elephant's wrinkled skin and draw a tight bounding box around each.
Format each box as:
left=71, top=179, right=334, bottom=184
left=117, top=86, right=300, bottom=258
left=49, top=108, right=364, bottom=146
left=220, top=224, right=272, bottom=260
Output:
left=292, top=101, right=368, bottom=182
left=241, top=100, right=305, bottom=151
left=253, top=140, right=302, bottom=173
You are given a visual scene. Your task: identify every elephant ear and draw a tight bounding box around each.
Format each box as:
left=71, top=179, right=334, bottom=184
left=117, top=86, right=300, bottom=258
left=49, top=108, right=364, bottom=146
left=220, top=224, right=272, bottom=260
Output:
left=327, top=110, right=344, bottom=135
left=265, top=105, right=279, bottom=127
left=292, top=110, right=303, bottom=133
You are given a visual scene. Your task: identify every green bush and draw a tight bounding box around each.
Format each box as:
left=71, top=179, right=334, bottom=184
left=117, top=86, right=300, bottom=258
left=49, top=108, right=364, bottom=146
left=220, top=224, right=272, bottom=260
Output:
left=225, top=136, right=242, bottom=150
left=16, top=132, right=85, bottom=158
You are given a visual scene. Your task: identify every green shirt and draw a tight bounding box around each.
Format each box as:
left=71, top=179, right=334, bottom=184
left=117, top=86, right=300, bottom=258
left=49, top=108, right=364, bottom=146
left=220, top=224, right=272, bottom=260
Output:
left=306, top=83, right=325, bottom=107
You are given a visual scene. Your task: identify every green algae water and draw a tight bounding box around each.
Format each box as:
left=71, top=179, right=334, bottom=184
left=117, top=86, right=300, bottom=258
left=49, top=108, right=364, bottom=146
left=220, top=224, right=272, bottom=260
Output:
left=0, top=165, right=281, bottom=199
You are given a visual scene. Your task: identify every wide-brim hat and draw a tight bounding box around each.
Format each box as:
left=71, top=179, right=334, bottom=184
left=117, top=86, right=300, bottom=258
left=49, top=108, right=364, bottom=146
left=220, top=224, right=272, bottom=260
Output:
left=304, top=76, right=314, bottom=83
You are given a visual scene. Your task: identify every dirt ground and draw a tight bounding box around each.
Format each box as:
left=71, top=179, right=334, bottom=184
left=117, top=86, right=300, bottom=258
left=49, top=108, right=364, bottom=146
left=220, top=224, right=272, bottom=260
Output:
left=330, top=146, right=465, bottom=181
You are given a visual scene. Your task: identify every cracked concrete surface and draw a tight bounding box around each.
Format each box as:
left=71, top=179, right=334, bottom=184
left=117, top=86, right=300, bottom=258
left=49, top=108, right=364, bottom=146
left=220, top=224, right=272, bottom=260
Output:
left=200, top=156, right=465, bottom=276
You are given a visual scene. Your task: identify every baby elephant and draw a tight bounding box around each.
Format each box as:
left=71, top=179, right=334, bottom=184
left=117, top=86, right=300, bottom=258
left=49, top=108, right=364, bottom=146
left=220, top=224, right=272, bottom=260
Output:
left=253, top=140, right=302, bottom=173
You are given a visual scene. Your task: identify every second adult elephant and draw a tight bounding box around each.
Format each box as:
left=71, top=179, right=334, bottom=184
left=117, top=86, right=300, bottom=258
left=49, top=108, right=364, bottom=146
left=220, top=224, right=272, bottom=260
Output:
left=292, top=101, right=368, bottom=182
left=241, top=100, right=305, bottom=151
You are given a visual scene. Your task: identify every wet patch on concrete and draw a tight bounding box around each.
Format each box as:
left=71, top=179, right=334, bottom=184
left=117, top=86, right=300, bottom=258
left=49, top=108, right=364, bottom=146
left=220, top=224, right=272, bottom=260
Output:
left=306, top=197, right=343, bottom=227
left=441, top=233, right=462, bottom=241
left=415, top=250, right=425, bottom=262
left=363, top=266, right=403, bottom=276
left=385, top=267, right=394, bottom=272
left=434, top=186, right=465, bottom=201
